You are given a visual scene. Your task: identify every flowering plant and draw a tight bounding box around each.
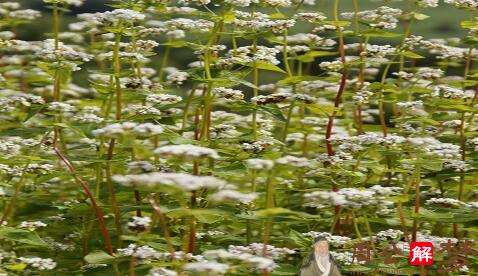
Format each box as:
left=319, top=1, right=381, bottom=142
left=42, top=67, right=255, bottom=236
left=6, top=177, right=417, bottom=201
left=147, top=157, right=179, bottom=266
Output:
left=0, top=0, right=476, bottom=275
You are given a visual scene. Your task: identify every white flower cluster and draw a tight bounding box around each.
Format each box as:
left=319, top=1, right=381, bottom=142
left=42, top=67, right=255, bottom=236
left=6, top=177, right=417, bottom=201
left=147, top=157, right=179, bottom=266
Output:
left=304, top=185, right=401, bottom=209
left=330, top=251, right=354, bottom=266
left=0, top=91, right=44, bottom=112
left=212, top=87, right=244, bottom=101
left=166, top=69, right=189, bottom=85
left=374, top=229, right=404, bottom=241
left=128, top=216, right=152, bottom=231
left=43, top=0, right=85, bottom=6
left=417, top=0, right=439, bottom=8
left=279, top=33, right=336, bottom=47
left=245, top=158, right=274, bottom=170
left=92, top=122, right=164, bottom=138
left=251, top=92, right=291, bottom=105
left=302, top=231, right=351, bottom=247
left=241, top=141, right=273, bottom=153
left=352, top=88, right=374, bottom=105
left=209, top=190, right=257, bottom=203
left=275, top=155, right=310, bottom=167
left=218, top=46, right=280, bottom=66
left=148, top=267, right=177, bottom=276
left=18, top=257, right=57, bottom=270
left=19, top=221, right=47, bottom=231
left=47, top=102, right=77, bottom=113
left=113, top=172, right=228, bottom=191
left=146, top=94, right=182, bottom=105
left=229, top=243, right=295, bottom=260
left=118, top=244, right=161, bottom=259
left=202, top=248, right=276, bottom=271
left=426, top=197, right=476, bottom=208
left=91, top=9, right=145, bottom=24
left=444, top=0, right=478, bottom=9
left=319, top=60, right=343, bottom=72
left=415, top=67, right=444, bottom=79
left=35, top=39, right=91, bottom=62
left=361, top=44, right=396, bottom=58
left=178, top=0, right=211, bottom=6
left=183, top=261, right=229, bottom=275
left=342, top=6, right=402, bottom=29
left=396, top=101, right=427, bottom=116
left=155, top=144, right=219, bottom=159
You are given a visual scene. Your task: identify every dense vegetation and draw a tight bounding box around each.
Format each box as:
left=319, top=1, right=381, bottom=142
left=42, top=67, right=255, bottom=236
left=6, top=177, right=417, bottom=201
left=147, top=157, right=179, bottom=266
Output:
left=0, top=0, right=477, bottom=275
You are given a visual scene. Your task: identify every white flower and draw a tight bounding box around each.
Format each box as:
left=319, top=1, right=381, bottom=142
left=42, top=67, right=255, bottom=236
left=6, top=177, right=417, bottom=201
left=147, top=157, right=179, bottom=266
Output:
left=148, top=267, right=178, bottom=276
left=426, top=197, right=470, bottom=207
left=417, top=0, right=439, bottom=8
left=154, top=144, right=219, bottom=159
left=9, top=9, right=41, bottom=20
left=212, top=87, right=244, bottom=101
left=209, top=190, right=257, bottom=203
left=94, top=9, right=145, bottom=24
left=128, top=216, right=151, bottom=230
left=275, top=156, right=309, bottom=167
left=342, top=6, right=402, bottom=29
left=43, top=0, right=85, bottom=6
left=303, top=231, right=351, bottom=247
left=47, top=102, right=77, bottom=113
left=251, top=92, right=291, bottom=105
left=224, top=0, right=257, bottom=7
left=183, top=261, right=229, bottom=275
left=444, top=0, right=478, bottom=9
left=92, top=122, right=163, bottom=138
left=19, top=221, right=47, bottom=231
left=166, top=70, right=189, bottom=85
left=118, top=244, right=161, bottom=259
left=263, top=0, right=292, bottom=7
left=178, top=0, right=211, bottom=6
left=319, top=60, right=343, bottom=71
left=245, top=159, right=274, bottom=170
left=416, top=67, right=444, bottom=79
left=35, top=39, right=92, bottom=62
left=113, top=173, right=228, bottom=191
left=304, top=185, right=401, bottom=209
left=19, top=257, right=56, bottom=270
left=146, top=94, right=182, bottom=105
left=241, top=141, right=273, bottom=153
left=228, top=243, right=295, bottom=260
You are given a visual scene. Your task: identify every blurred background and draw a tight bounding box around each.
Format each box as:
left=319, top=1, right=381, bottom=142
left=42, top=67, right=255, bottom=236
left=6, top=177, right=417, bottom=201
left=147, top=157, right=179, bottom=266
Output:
left=11, top=0, right=471, bottom=86
left=16, top=0, right=469, bottom=40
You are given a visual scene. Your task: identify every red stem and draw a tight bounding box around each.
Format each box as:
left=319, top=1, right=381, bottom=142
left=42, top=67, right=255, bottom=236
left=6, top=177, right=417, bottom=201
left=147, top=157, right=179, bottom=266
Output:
left=149, top=195, right=176, bottom=260
left=53, top=130, right=113, bottom=255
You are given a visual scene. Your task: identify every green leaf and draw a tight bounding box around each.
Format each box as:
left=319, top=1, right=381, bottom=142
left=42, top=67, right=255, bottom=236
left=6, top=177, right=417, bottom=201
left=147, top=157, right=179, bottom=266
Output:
left=268, top=12, right=286, bottom=19
left=84, top=251, right=116, bottom=264
left=160, top=41, right=188, bottom=48
left=5, top=263, right=27, bottom=272
left=440, top=105, right=476, bottom=112
left=361, top=29, right=402, bottom=37
left=0, top=227, right=47, bottom=246
left=167, top=208, right=226, bottom=224
left=243, top=61, right=287, bottom=74
left=323, top=20, right=351, bottom=27
left=279, top=76, right=321, bottom=86
left=222, top=11, right=235, bottom=22
left=461, top=20, right=478, bottom=28
left=258, top=104, right=286, bottom=122
left=307, top=104, right=341, bottom=116
left=412, top=12, right=430, bottom=20
left=292, top=51, right=338, bottom=63
left=401, top=51, right=425, bottom=59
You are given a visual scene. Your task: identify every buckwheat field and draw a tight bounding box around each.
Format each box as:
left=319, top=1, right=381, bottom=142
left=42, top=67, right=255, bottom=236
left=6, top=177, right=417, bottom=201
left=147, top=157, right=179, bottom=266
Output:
left=0, top=0, right=477, bottom=275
